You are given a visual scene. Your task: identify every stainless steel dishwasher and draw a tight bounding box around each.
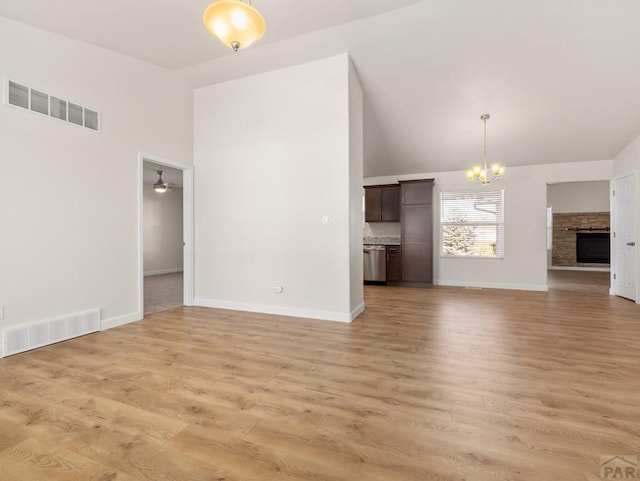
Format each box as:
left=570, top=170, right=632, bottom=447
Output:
left=363, top=245, right=386, bottom=282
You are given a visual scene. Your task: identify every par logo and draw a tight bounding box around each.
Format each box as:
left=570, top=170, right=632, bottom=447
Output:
left=601, top=456, right=638, bottom=479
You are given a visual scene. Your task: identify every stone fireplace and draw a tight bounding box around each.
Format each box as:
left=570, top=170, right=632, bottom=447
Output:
left=552, top=212, right=610, bottom=266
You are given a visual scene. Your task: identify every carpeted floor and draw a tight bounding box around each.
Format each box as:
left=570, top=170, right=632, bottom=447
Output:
left=144, top=272, right=183, bottom=316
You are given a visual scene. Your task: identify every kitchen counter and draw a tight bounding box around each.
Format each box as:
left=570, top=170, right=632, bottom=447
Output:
left=364, top=236, right=401, bottom=246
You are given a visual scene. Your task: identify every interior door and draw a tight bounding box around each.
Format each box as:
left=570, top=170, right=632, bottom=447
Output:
left=612, top=174, right=637, bottom=301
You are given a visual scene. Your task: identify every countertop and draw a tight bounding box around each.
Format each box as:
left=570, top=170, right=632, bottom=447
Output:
left=364, top=236, right=401, bottom=246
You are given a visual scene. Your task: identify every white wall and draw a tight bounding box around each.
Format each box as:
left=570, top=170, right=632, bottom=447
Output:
left=0, top=17, right=192, bottom=341
left=193, top=54, right=363, bottom=322
left=547, top=181, right=610, bottom=213
left=366, top=159, right=612, bottom=290
left=613, top=133, right=640, bottom=179
left=143, top=184, right=184, bottom=275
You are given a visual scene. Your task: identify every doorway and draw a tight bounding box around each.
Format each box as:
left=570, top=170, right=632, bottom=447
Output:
left=137, top=152, right=193, bottom=318
left=546, top=180, right=611, bottom=293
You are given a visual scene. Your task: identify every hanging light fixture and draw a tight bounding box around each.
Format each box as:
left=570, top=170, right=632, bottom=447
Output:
left=154, top=171, right=168, bottom=193
left=466, top=114, right=505, bottom=184
left=203, top=0, right=266, bottom=52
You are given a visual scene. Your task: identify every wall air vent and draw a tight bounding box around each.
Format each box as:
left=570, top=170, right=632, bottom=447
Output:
left=4, top=80, right=100, bottom=133
left=4, top=308, right=100, bottom=357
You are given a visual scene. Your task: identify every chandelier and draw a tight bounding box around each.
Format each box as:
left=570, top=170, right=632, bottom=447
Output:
left=203, top=0, right=266, bottom=52
left=466, top=114, right=505, bottom=184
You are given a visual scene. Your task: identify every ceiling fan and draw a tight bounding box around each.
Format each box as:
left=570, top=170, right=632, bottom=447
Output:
left=153, top=170, right=168, bottom=193
left=152, top=170, right=179, bottom=193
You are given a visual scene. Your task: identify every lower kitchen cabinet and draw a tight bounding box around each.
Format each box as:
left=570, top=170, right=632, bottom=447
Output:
left=386, top=245, right=402, bottom=282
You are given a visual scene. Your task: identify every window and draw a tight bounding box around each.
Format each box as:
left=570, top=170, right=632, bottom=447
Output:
left=441, top=190, right=504, bottom=258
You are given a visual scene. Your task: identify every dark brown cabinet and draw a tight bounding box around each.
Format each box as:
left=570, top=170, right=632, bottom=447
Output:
left=400, top=179, right=434, bottom=284
left=400, top=181, right=432, bottom=205
left=364, top=185, right=400, bottom=222
left=386, top=245, right=402, bottom=282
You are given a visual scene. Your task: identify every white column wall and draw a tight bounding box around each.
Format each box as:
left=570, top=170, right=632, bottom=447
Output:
left=193, top=54, right=362, bottom=322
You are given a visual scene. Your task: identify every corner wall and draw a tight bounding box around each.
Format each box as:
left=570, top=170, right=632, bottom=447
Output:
left=0, top=17, right=193, bottom=351
left=348, top=60, right=364, bottom=318
left=193, top=54, right=363, bottom=322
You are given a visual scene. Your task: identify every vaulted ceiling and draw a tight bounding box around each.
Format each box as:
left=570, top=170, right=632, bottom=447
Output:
left=2, top=0, right=640, bottom=177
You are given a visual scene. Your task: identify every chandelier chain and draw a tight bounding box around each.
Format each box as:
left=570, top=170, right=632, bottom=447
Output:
left=465, top=113, right=505, bottom=184
left=483, top=115, right=488, bottom=170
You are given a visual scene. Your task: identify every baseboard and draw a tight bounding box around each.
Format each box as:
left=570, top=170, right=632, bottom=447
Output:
left=351, top=302, right=365, bottom=321
left=144, top=268, right=183, bottom=277
left=548, top=266, right=610, bottom=272
left=100, top=312, right=141, bottom=331
left=434, top=280, right=548, bottom=292
left=193, top=298, right=353, bottom=323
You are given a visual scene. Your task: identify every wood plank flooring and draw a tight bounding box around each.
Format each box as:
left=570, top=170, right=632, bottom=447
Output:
left=547, top=269, right=610, bottom=294
left=1, top=285, right=639, bottom=481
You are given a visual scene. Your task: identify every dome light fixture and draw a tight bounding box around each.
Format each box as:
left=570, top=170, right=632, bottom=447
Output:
left=203, top=0, right=266, bottom=52
left=154, top=171, right=168, bottom=193
left=466, top=114, right=505, bottom=184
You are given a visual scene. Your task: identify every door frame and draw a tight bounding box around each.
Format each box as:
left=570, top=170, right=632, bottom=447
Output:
left=137, top=151, right=194, bottom=319
left=610, top=172, right=638, bottom=302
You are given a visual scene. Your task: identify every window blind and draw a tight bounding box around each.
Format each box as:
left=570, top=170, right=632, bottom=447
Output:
left=441, top=190, right=504, bottom=258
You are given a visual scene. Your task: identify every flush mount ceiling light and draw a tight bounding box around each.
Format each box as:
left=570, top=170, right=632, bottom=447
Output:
left=203, top=0, right=266, bottom=52
left=466, top=114, right=505, bottom=184
left=154, top=170, right=168, bottom=193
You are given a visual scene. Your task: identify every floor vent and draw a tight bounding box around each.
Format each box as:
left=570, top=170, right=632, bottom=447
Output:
left=4, top=80, right=100, bottom=132
left=4, top=309, right=100, bottom=357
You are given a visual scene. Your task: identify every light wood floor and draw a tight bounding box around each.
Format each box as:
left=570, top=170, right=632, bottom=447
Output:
left=547, top=269, right=610, bottom=295
left=1, top=285, right=639, bottom=481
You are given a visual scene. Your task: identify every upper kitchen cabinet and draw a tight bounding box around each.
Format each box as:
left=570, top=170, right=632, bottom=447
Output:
left=364, top=184, right=400, bottom=222
left=401, top=180, right=433, bottom=205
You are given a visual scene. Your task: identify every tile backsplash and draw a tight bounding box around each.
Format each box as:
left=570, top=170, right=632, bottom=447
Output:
left=363, top=222, right=401, bottom=237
